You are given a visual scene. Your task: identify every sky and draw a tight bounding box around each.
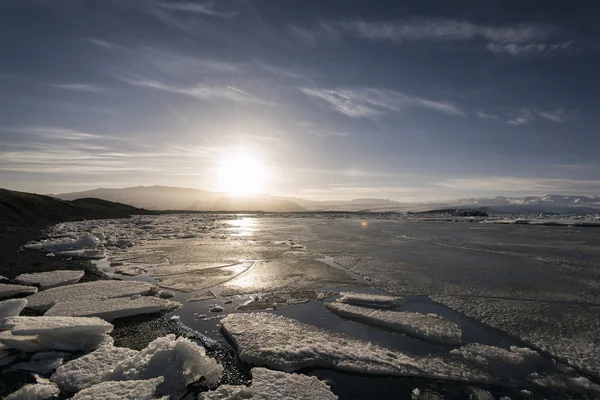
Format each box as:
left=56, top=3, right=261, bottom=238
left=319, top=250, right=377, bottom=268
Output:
left=1, top=0, right=600, bottom=201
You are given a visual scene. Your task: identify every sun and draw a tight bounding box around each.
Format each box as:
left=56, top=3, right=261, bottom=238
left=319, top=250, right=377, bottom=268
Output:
left=218, top=152, right=267, bottom=195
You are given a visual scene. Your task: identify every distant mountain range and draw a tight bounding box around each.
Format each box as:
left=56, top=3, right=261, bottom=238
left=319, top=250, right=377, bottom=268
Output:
left=53, top=186, right=600, bottom=213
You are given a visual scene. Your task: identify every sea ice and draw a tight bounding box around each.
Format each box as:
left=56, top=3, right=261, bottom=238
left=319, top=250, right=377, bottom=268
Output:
left=326, top=302, right=462, bottom=345
left=105, top=334, right=223, bottom=395
left=199, top=367, right=338, bottom=400
left=0, top=331, right=51, bottom=352
left=5, top=374, right=60, bottom=400
left=337, top=291, right=399, bottom=308
left=0, top=298, right=28, bottom=319
left=15, top=270, right=84, bottom=290
left=450, top=343, right=538, bottom=365
left=432, top=296, right=600, bottom=378
left=51, top=345, right=138, bottom=392
left=187, top=291, right=216, bottom=302
left=7, top=356, right=64, bottom=374
left=72, top=377, right=165, bottom=400
left=25, top=280, right=155, bottom=311
left=0, top=283, right=38, bottom=299
left=25, top=233, right=101, bottom=253
left=2, top=316, right=113, bottom=336
left=532, top=374, right=600, bottom=394
left=209, top=304, right=224, bottom=312
left=220, top=313, right=489, bottom=382
left=44, top=296, right=181, bottom=321
left=37, top=332, right=112, bottom=352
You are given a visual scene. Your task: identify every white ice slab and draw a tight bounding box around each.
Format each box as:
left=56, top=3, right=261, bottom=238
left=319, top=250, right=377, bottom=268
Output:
left=221, top=313, right=489, bottom=382
left=450, top=343, right=539, bottom=365
left=5, top=374, right=60, bottom=400
left=72, top=377, right=164, bottom=400
left=106, top=334, right=223, bottom=395
left=0, top=283, right=38, bottom=299
left=337, top=291, right=399, bottom=308
left=37, top=333, right=113, bottom=352
left=15, top=270, right=84, bottom=290
left=44, top=297, right=181, bottom=321
left=51, top=345, right=138, bottom=392
left=8, top=356, right=64, bottom=375
left=2, top=316, right=113, bottom=335
left=199, top=367, right=338, bottom=400
left=0, top=331, right=49, bottom=352
left=25, top=280, right=155, bottom=311
left=326, top=302, right=462, bottom=345
left=0, top=298, right=28, bottom=320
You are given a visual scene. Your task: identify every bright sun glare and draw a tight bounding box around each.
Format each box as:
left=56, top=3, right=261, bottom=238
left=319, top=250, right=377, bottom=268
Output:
left=218, top=152, right=267, bottom=195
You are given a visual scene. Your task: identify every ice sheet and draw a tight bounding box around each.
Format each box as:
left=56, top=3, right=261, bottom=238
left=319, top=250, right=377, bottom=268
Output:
left=15, top=270, right=84, bottom=290
left=51, top=345, right=138, bottom=392
left=326, top=302, right=462, bottom=345
left=0, top=298, right=28, bottom=319
left=337, top=291, right=399, bottom=308
left=0, top=284, right=38, bottom=299
left=2, top=316, right=113, bottom=335
left=5, top=374, right=60, bottom=400
left=450, top=343, right=538, bottom=365
left=199, top=367, right=338, bottom=400
left=72, top=377, right=165, bottom=400
left=44, top=297, right=181, bottom=321
left=221, top=313, right=489, bottom=382
left=106, top=334, right=223, bottom=395
left=25, top=280, right=155, bottom=311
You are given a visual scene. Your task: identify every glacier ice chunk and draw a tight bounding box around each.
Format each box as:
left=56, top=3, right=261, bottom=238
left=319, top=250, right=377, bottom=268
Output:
left=0, top=331, right=51, bottom=352
left=337, top=291, right=399, bottom=308
left=7, top=356, right=64, bottom=375
left=15, top=270, right=84, bottom=290
left=51, top=345, right=138, bottom=392
left=0, top=298, right=28, bottom=319
left=220, top=313, right=489, bottom=382
left=326, top=302, right=462, bottom=345
left=450, top=343, right=538, bottom=365
left=25, top=280, right=155, bottom=311
left=72, top=377, right=165, bottom=400
left=44, top=296, right=181, bottom=321
left=2, top=316, right=113, bottom=335
left=5, top=374, right=60, bottom=400
left=0, top=283, right=38, bottom=299
left=105, top=334, right=223, bottom=395
left=199, top=367, right=338, bottom=400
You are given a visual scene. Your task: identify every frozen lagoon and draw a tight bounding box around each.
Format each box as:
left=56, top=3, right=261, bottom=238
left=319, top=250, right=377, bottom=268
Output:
left=12, top=214, right=600, bottom=398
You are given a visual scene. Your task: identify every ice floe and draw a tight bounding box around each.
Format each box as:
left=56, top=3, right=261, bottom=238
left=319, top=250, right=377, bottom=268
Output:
left=44, top=296, right=181, bottom=321
left=25, top=280, right=155, bottom=311
left=5, top=374, right=60, bottom=400
left=1, top=316, right=113, bottom=352
left=221, top=313, right=489, bottom=382
left=186, top=290, right=216, bottom=302
left=105, top=334, right=223, bottom=395
left=532, top=373, right=600, bottom=394
left=0, top=298, right=28, bottom=319
left=72, top=377, right=165, bottom=400
left=450, top=343, right=539, bottom=365
left=0, top=283, right=38, bottom=299
left=7, top=356, right=64, bottom=374
left=15, top=270, right=84, bottom=290
left=208, top=304, right=224, bottom=313
left=326, top=302, right=462, bottom=345
left=51, top=345, right=138, bottom=392
left=337, top=291, right=399, bottom=308
left=199, top=367, right=338, bottom=400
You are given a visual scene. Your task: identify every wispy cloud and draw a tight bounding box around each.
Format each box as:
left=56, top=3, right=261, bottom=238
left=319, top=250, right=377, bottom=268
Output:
left=300, top=87, right=464, bottom=118
left=340, top=20, right=551, bottom=44
left=436, top=177, right=600, bottom=194
left=123, top=78, right=261, bottom=103
left=507, top=109, right=536, bottom=126
left=486, top=41, right=572, bottom=56
left=3, top=126, right=126, bottom=142
left=538, top=108, right=566, bottom=122
left=155, top=1, right=237, bottom=18
left=48, top=83, right=104, bottom=92
left=289, top=22, right=339, bottom=46
left=476, top=111, right=500, bottom=120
